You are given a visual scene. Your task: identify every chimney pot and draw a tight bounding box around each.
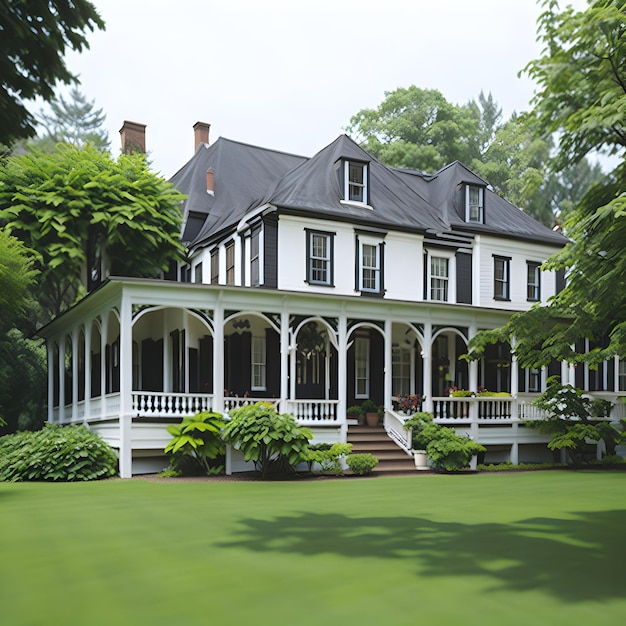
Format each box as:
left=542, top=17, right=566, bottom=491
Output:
left=119, top=120, right=146, bottom=154
left=206, top=168, right=215, bottom=195
left=194, top=121, right=211, bottom=151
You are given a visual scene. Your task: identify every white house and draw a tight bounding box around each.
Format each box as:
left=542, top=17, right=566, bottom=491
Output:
left=38, top=122, right=626, bottom=477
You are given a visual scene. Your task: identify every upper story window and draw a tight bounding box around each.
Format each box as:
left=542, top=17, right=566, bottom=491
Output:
left=466, top=185, right=484, bottom=223
left=210, top=249, right=219, bottom=284
left=225, top=241, right=235, bottom=286
left=194, top=262, right=203, bottom=284
left=494, top=255, right=510, bottom=300
left=306, top=229, right=334, bottom=286
left=345, top=160, right=368, bottom=204
left=250, top=229, right=260, bottom=287
left=527, top=261, right=541, bottom=301
left=619, top=359, right=626, bottom=391
left=430, top=256, right=449, bottom=301
left=356, top=235, right=384, bottom=295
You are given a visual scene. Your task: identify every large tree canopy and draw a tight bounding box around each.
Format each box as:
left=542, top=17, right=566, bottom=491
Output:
left=346, top=85, right=603, bottom=226
left=469, top=0, right=626, bottom=368
left=346, top=86, right=490, bottom=172
left=0, top=0, right=105, bottom=146
left=0, top=144, right=186, bottom=323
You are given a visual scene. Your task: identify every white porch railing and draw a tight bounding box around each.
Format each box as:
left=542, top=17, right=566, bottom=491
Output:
left=132, top=392, right=213, bottom=417
left=223, top=397, right=280, bottom=412
left=433, top=396, right=515, bottom=422
left=285, top=399, right=339, bottom=424
left=383, top=409, right=413, bottom=453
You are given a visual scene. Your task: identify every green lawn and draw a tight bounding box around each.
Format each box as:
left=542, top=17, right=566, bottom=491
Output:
left=1, top=471, right=624, bottom=626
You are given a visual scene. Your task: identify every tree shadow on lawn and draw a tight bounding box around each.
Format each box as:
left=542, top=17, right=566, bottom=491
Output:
left=218, top=509, right=626, bottom=602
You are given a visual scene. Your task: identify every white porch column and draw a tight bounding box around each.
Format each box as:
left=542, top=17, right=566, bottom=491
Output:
left=100, top=314, right=108, bottom=419
left=71, top=327, right=79, bottom=421
left=280, top=310, right=289, bottom=413
left=468, top=324, right=479, bottom=427
left=58, top=335, right=66, bottom=423
left=422, top=322, right=433, bottom=413
left=384, top=319, right=392, bottom=410
left=118, top=291, right=133, bottom=478
left=510, top=337, right=518, bottom=397
left=212, top=296, right=225, bottom=413
left=84, top=322, right=92, bottom=422
left=162, top=313, right=170, bottom=392
left=47, top=339, right=54, bottom=423
left=338, top=310, right=348, bottom=441
left=510, top=437, right=519, bottom=465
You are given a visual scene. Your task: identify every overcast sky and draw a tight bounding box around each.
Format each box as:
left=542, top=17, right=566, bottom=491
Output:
left=62, top=0, right=587, bottom=178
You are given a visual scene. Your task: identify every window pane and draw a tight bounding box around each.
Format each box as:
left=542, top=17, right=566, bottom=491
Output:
left=349, top=164, right=364, bottom=184
left=355, top=337, right=369, bottom=398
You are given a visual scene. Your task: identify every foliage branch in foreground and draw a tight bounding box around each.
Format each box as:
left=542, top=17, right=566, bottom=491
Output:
left=469, top=0, right=626, bottom=367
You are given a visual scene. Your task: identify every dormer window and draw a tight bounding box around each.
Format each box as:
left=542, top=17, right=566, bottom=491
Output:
left=345, top=160, right=368, bottom=204
left=466, top=185, right=484, bottom=223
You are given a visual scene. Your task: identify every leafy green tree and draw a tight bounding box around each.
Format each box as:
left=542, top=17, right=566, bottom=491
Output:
left=346, top=86, right=486, bottom=172
left=37, top=88, right=110, bottom=151
left=0, top=227, right=37, bottom=332
left=0, top=228, right=44, bottom=434
left=0, top=0, right=105, bottom=147
left=470, top=0, right=626, bottom=367
left=0, top=144, right=186, bottom=323
left=530, top=378, right=623, bottom=465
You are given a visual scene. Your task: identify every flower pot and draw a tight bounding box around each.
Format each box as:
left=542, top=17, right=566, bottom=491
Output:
left=365, top=412, right=379, bottom=427
left=414, top=450, right=429, bottom=470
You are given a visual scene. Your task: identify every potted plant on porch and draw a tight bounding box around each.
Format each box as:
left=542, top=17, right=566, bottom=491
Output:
left=347, top=404, right=365, bottom=425
left=404, top=411, right=436, bottom=470
left=361, top=399, right=379, bottom=427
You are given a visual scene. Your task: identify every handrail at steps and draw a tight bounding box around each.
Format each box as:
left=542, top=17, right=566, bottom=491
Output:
left=383, top=409, right=413, bottom=454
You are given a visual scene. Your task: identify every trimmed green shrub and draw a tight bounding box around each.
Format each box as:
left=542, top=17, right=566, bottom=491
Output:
left=0, top=424, right=117, bottom=481
left=425, top=427, right=485, bottom=472
left=345, top=453, right=378, bottom=475
left=306, top=442, right=352, bottom=475
left=222, top=402, right=312, bottom=478
left=164, top=411, right=226, bottom=476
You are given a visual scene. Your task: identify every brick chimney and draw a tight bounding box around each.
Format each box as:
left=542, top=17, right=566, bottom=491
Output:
left=194, top=121, right=210, bottom=151
left=206, top=168, right=215, bottom=195
left=119, top=121, right=146, bottom=154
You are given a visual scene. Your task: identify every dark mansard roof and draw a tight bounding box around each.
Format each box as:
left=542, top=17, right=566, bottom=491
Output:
left=171, top=133, right=567, bottom=249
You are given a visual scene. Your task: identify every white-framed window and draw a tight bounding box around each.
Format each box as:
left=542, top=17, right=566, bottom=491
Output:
left=466, top=185, right=484, bottom=223
left=361, top=243, right=379, bottom=292
left=494, top=256, right=510, bottom=300
left=355, top=336, right=369, bottom=398
left=527, top=261, right=541, bottom=302
left=306, top=230, right=334, bottom=286
left=345, top=161, right=368, bottom=204
left=194, top=262, right=203, bottom=284
left=430, top=256, right=449, bottom=301
left=250, top=229, right=260, bottom=287
left=251, top=335, right=266, bottom=391
left=392, top=346, right=411, bottom=396
left=225, top=242, right=235, bottom=285
left=619, top=359, right=626, bottom=392
left=527, top=368, right=540, bottom=392
left=210, top=249, right=219, bottom=284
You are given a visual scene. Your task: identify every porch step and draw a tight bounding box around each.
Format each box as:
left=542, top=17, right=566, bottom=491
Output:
left=347, top=425, right=418, bottom=475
